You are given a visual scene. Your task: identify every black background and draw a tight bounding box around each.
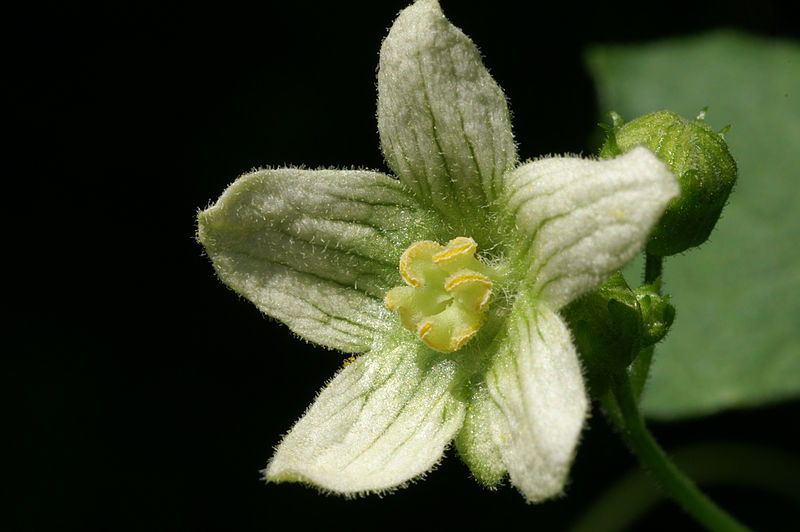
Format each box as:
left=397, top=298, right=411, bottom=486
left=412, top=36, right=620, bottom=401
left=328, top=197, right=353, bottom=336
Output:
left=9, top=1, right=800, bottom=530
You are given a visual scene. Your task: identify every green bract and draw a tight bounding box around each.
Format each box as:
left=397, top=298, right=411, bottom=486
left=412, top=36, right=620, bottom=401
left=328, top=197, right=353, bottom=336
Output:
left=197, top=0, right=678, bottom=501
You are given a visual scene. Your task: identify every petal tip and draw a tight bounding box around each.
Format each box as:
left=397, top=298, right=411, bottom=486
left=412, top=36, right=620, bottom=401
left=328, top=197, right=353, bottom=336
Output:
left=621, top=146, right=681, bottom=199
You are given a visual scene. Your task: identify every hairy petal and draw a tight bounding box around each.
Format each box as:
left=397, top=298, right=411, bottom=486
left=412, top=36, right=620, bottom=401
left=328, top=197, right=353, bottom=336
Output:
left=378, top=0, right=516, bottom=221
left=455, top=382, right=507, bottom=487
left=504, top=147, right=679, bottom=308
left=198, top=168, right=441, bottom=352
left=485, top=294, right=588, bottom=502
left=265, top=337, right=466, bottom=494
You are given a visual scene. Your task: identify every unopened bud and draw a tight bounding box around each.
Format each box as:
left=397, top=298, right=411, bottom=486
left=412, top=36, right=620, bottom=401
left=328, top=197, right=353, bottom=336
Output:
left=600, top=110, right=737, bottom=256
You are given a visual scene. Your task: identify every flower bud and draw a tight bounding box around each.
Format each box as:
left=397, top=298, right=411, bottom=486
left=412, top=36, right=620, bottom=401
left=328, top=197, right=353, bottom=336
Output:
left=563, top=273, right=642, bottom=396
left=564, top=273, right=676, bottom=397
left=600, top=110, right=737, bottom=256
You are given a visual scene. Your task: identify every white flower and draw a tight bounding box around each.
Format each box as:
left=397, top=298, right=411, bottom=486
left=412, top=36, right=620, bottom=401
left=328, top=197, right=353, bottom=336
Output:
left=197, top=0, right=678, bottom=502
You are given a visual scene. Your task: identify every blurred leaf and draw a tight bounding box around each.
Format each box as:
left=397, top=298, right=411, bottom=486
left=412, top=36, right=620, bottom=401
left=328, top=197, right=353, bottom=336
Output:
left=586, top=31, right=800, bottom=419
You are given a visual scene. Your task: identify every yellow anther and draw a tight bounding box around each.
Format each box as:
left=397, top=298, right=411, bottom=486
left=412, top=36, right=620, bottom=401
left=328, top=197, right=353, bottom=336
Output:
left=444, top=272, right=491, bottom=292
left=399, top=240, right=442, bottom=286
left=418, top=321, right=433, bottom=338
left=452, top=329, right=478, bottom=350
left=399, top=258, right=420, bottom=286
left=433, top=236, right=477, bottom=264
left=384, top=291, right=399, bottom=311
left=446, top=271, right=492, bottom=312
left=386, top=237, right=493, bottom=353
left=477, top=291, right=491, bottom=312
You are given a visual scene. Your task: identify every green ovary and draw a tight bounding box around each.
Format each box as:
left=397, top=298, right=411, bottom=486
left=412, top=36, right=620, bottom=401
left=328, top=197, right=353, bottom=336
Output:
left=385, top=237, right=493, bottom=353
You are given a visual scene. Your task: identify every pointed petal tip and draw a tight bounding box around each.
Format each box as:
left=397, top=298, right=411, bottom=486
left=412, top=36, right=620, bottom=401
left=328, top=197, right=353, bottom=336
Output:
left=378, top=0, right=516, bottom=208
left=264, top=439, right=456, bottom=498
left=486, top=302, right=588, bottom=503
left=386, top=0, right=444, bottom=46
left=505, top=146, right=682, bottom=307
left=263, top=346, right=465, bottom=497
left=620, top=145, right=681, bottom=200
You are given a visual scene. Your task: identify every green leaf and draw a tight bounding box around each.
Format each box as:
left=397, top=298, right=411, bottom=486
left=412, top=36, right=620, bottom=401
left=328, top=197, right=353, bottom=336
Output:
left=586, top=31, right=800, bottom=418
left=197, top=168, right=442, bottom=353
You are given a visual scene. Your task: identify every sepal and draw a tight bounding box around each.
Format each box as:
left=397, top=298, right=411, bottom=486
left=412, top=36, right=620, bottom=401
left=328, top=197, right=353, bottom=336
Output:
left=635, top=277, right=675, bottom=347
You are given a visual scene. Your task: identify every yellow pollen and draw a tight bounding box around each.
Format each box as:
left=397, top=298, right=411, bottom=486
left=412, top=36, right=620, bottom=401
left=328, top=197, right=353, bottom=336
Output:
left=384, top=292, right=399, bottom=311
left=399, top=240, right=442, bottom=286
left=444, top=272, right=491, bottom=291
left=433, top=236, right=477, bottom=264
left=418, top=321, right=434, bottom=338
left=452, top=329, right=478, bottom=350
left=399, top=258, right=420, bottom=286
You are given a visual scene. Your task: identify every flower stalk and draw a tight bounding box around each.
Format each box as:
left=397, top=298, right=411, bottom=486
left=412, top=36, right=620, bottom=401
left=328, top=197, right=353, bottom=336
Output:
left=605, top=371, right=753, bottom=532
left=644, top=253, right=663, bottom=286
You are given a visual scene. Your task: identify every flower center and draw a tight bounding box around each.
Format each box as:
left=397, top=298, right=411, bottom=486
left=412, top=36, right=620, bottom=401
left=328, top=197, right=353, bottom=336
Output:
left=385, top=237, right=493, bottom=353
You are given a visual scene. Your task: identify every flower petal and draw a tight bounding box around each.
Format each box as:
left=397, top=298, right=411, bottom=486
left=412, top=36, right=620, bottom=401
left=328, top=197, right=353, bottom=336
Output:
left=503, top=147, right=679, bottom=308
left=265, top=337, right=466, bottom=494
left=484, top=294, right=588, bottom=502
left=378, top=0, right=516, bottom=221
left=455, top=382, right=507, bottom=487
left=198, top=168, right=441, bottom=352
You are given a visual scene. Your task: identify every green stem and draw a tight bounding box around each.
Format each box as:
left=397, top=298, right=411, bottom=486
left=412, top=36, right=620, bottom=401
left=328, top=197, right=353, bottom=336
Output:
left=627, top=345, right=654, bottom=401
left=608, top=373, right=753, bottom=532
left=644, top=252, right=663, bottom=286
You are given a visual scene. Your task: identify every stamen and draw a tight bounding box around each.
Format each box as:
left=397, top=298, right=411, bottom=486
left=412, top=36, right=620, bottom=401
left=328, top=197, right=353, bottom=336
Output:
left=433, top=236, right=477, bottom=264
left=444, top=272, right=491, bottom=291
left=385, top=237, right=493, bottom=353
left=399, top=240, right=442, bottom=286
left=384, top=292, right=399, bottom=311
left=418, top=321, right=434, bottom=338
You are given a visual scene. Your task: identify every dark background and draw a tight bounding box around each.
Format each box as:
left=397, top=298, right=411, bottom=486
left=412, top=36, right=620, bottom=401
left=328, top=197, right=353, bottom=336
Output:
left=9, top=1, right=799, bottom=530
